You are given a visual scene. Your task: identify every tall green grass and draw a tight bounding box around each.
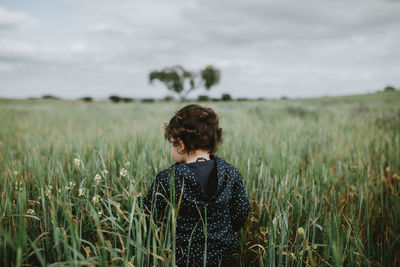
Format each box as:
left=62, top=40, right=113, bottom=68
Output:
left=0, top=94, right=399, bottom=266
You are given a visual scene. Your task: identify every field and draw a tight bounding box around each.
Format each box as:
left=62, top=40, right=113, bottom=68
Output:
left=1, top=91, right=400, bottom=266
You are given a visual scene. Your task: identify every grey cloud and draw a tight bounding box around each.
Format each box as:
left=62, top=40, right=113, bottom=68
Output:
left=0, top=5, right=39, bottom=30
left=1, top=0, right=399, bottom=99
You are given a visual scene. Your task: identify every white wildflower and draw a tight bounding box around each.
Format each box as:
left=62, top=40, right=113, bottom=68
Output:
left=78, top=188, right=86, bottom=196
left=92, top=194, right=101, bottom=205
left=297, top=227, right=305, bottom=237
left=14, top=181, right=23, bottom=192
left=120, top=168, right=128, bottom=177
left=45, top=185, right=53, bottom=197
left=27, top=209, right=36, bottom=215
left=290, top=252, right=296, bottom=261
left=102, top=169, right=108, bottom=175
left=125, top=161, right=130, bottom=166
left=74, top=158, right=81, bottom=167
left=64, top=181, right=75, bottom=191
left=13, top=171, right=18, bottom=175
left=94, top=174, right=102, bottom=184
left=98, top=210, right=103, bottom=216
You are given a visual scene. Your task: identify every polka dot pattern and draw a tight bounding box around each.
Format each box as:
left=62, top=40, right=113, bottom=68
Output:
left=142, top=155, right=251, bottom=266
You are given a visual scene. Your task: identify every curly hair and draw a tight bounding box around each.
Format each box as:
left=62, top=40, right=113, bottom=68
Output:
left=164, top=104, right=223, bottom=154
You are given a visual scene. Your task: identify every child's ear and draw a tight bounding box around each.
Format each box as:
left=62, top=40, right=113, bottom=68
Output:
left=177, top=138, right=185, bottom=153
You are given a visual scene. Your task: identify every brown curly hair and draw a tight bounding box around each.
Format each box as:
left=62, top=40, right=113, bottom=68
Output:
left=164, top=104, right=223, bottom=154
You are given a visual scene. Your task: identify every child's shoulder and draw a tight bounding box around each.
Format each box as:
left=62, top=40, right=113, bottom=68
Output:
left=214, top=156, right=244, bottom=180
left=154, top=162, right=183, bottom=181
left=154, top=168, right=170, bottom=183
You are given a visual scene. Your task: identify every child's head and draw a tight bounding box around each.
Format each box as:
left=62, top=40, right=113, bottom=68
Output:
left=164, top=104, right=223, bottom=162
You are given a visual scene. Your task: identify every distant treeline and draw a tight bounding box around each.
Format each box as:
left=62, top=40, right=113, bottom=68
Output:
left=29, top=94, right=267, bottom=103
left=106, top=94, right=256, bottom=103
left=26, top=84, right=398, bottom=102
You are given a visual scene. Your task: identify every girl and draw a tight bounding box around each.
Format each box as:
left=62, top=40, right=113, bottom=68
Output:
left=142, top=104, right=250, bottom=266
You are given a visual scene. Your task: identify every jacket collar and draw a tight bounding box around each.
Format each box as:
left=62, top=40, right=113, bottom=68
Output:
left=173, top=154, right=226, bottom=198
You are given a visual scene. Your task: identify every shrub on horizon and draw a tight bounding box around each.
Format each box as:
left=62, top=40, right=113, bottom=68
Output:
left=198, top=95, right=210, bottom=102
left=42, top=95, right=60, bottom=100
left=109, top=95, right=121, bottom=103
left=141, top=98, right=155, bottom=103
left=80, top=96, right=93, bottom=102
left=221, top=93, right=232, bottom=101
left=122, top=97, right=134, bottom=103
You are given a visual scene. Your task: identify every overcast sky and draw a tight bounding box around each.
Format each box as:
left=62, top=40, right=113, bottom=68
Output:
left=0, top=0, right=399, bottom=99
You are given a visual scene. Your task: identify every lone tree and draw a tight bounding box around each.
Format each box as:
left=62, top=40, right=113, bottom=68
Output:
left=384, top=85, right=396, bottom=92
left=149, top=65, right=220, bottom=100
left=201, top=65, right=221, bottom=90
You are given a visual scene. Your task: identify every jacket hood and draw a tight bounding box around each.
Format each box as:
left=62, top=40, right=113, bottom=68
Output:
left=172, top=154, right=229, bottom=201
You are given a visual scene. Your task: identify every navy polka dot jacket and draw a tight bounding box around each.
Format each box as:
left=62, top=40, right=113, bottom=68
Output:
left=142, top=155, right=251, bottom=266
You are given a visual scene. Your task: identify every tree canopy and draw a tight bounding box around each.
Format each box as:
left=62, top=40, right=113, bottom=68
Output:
left=149, top=65, right=220, bottom=100
left=201, top=65, right=221, bottom=90
left=384, top=86, right=396, bottom=92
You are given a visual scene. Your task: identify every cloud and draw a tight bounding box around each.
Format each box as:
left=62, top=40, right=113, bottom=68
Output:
left=0, top=0, right=399, bottom=98
left=89, top=23, right=132, bottom=35
left=0, top=6, right=39, bottom=30
left=0, top=38, right=92, bottom=64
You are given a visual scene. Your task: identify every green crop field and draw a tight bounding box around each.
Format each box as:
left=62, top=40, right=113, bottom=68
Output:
left=1, top=91, right=399, bottom=266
